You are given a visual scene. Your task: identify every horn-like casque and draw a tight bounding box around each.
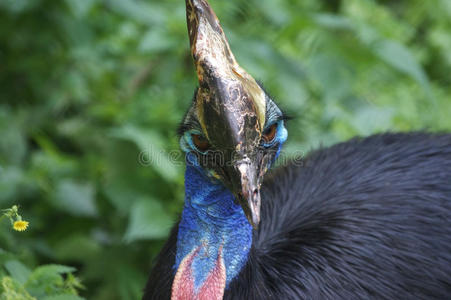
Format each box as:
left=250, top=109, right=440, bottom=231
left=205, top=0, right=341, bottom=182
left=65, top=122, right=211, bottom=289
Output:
left=185, top=0, right=266, bottom=145
left=185, top=0, right=266, bottom=228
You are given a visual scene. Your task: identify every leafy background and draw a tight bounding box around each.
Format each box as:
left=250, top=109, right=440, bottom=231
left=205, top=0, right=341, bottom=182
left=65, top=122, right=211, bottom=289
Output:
left=1, top=0, right=450, bottom=298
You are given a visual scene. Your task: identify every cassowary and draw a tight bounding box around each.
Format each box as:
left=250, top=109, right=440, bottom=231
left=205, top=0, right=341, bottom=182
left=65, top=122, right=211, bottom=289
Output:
left=144, top=0, right=451, bottom=299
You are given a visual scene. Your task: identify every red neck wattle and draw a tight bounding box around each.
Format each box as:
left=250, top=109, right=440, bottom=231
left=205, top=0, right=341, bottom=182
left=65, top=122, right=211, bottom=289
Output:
left=172, top=246, right=226, bottom=300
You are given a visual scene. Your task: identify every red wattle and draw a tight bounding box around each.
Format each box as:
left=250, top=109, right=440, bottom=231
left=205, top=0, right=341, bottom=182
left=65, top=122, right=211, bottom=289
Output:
left=198, top=247, right=226, bottom=300
left=171, top=247, right=198, bottom=300
left=171, top=246, right=226, bottom=300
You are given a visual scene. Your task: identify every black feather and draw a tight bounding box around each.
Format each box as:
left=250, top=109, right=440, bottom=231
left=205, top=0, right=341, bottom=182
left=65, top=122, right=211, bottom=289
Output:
left=177, top=88, right=200, bottom=137
left=144, top=132, right=451, bottom=299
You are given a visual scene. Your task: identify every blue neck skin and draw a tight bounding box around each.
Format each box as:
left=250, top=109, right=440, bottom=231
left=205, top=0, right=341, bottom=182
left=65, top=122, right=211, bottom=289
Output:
left=174, top=120, right=287, bottom=290
left=174, top=154, right=253, bottom=290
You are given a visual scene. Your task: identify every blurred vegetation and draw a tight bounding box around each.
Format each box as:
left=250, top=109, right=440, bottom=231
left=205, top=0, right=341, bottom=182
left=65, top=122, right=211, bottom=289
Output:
left=0, top=0, right=450, bottom=298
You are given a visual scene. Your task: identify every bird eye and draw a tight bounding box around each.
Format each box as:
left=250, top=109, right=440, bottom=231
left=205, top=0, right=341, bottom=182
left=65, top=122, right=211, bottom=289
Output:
left=262, top=123, right=278, bottom=144
left=192, top=134, right=211, bottom=152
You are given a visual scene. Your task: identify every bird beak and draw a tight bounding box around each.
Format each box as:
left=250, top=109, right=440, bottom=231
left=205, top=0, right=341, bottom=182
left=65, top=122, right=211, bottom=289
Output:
left=185, top=0, right=265, bottom=228
left=234, top=162, right=261, bottom=228
left=185, top=0, right=266, bottom=137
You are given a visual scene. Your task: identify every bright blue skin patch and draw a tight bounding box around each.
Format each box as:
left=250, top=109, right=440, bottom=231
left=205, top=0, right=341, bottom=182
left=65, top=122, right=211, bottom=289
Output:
left=270, top=120, right=288, bottom=159
left=175, top=154, right=253, bottom=290
left=175, top=121, right=287, bottom=290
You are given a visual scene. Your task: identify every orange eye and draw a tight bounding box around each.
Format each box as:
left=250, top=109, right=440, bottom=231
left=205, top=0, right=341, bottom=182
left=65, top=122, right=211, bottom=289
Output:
left=262, top=123, right=278, bottom=144
left=192, top=134, right=210, bottom=152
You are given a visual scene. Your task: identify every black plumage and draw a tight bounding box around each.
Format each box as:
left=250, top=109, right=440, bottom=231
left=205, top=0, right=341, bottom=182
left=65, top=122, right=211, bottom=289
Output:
left=144, top=132, right=451, bottom=299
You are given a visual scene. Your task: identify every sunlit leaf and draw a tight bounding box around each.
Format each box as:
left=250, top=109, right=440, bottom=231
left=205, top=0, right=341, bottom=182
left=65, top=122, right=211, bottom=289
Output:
left=32, top=264, right=76, bottom=275
left=0, top=277, right=36, bottom=300
left=106, top=0, right=167, bottom=25
left=4, top=260, right=31, bottom=285
left=314, top=14, right=354, bottom=30
left=139, top=29, right=177, bottom=54
left=372, top=39, right=430, bottom=91
left=42, top=295, right=85, bottom=300
left=64, top=0, right=95, bottom=18
left=124, top=198, right=174, bottom=242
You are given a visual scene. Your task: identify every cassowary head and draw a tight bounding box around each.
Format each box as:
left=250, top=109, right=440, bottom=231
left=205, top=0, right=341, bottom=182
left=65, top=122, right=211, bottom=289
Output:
left=179, top=0, right=288, bottom=228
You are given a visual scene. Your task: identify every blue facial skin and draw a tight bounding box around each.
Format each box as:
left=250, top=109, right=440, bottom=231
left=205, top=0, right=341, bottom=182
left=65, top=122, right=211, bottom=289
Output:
left=175, top=121, right=287, bottom=291
left=264, top=120, right=288, bottom=160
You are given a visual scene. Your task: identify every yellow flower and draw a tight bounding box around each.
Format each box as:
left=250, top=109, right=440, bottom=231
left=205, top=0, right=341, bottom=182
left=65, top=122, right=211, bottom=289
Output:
left=13, top=220, right=29, bottom=232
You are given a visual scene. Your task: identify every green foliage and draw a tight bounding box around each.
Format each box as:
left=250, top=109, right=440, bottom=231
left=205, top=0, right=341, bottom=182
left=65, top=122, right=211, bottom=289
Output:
left=0, top=0, right=450, bottom=299
left=1, top=277, right=35, bottom=300
left=0, top=258, right=84, bottom=300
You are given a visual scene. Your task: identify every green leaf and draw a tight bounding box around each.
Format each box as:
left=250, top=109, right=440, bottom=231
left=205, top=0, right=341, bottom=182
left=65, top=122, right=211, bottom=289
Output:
left=138, top=29, right=177, bottom=54
left=42, top=295, right=85, bottom=300
left=110, top=125, right=180, bottom=181
left=439, top=0, right=451, bottom=17
left=4, top=260, right=31, bottom=285
left=106, top=0, right=167, bottom=25
left=124, top=198, right=174, bottom=242
left=0, top=277, right=36, bottom=300
left=32, top=264, right=76, bottom=275
left=26, top=265, right=78, bottom=297
left=64, top=0, right=95, bottom=18
left=52, top=180, right=97, bottom=217
left=314, top=13, right=354, bottom=30
left=259, top=0, right=290, bottom=26
left=0, top=0, right=40, bottom=14
left=372, top=40, right=429, bottom=91
left=0, top=167, right=26, bottom=204
left=53, top=235, right=101, bottom=261
left=349, top=106, right=394, bottom=136
left=0, top=112, right=27, bottom=166
left=307, top=54, right=352, bottom=101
